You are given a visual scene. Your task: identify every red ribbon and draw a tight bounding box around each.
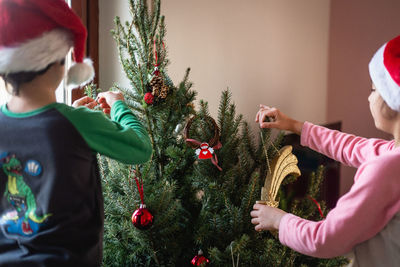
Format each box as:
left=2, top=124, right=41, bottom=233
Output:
left=307, top=195, right=324, bottom=218
left=153, top=39, right=166, bottom=67
left=134, top=175, right=145, bottom=205
left=186, top=138, right=222, bottom=171
left=153, top=39, right=159, bottom=67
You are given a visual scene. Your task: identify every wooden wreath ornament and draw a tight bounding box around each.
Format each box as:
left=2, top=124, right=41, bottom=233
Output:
left=184, top=115, right=222, bottom=171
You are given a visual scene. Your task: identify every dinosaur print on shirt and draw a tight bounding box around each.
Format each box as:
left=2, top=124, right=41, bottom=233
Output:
left=0, top=153, right=51, bottom=236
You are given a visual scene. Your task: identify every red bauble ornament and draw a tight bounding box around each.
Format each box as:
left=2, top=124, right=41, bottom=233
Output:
left=131, top=204, right=154, bottom=230
left=191, top=250, right=210, bottom=266
left=144, top=92, right=154, bottom=105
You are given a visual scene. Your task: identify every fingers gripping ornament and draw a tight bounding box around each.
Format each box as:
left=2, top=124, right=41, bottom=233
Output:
left=184, top=115, right=222, bottom=171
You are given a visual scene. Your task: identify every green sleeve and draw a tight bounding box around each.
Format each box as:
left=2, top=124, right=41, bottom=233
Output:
left=56, top=101, right=152, bottom=164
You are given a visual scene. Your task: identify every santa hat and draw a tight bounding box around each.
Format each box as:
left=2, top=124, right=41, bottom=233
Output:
left=369, top=35, right=400, bottom=111
left=0, top=0, right=94, bottom=88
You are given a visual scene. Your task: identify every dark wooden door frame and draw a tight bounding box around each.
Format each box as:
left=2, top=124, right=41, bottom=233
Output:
left=71, top=0, right=99, bottom=102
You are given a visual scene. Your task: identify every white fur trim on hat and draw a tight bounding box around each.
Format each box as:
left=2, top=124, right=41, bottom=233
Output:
left=0, top=29, right=73, bottom=74
left=369, top=43, right=400, bottom=112
left=67, top=58, right=95, bottom=88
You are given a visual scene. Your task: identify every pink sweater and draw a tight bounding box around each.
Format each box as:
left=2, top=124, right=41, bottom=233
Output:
left=279, top=122, right=400, bottom=262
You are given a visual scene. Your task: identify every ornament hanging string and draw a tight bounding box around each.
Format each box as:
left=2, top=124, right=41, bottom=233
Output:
left=230, top=243, right=240, bottom=267
left=307, top=195, right=324, bottom=218
left=260, top=130, right=281, bottom=175
left=153, top=39, right=166, bottom=67
left=131, top=168, right=145, bottom=205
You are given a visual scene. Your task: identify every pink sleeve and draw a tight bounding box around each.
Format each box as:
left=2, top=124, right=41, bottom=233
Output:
left=300, top=122, right=394, bottom=168
left=278, top=154, right=400, bottom=258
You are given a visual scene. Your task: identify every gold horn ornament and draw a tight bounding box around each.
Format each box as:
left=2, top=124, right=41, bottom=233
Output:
left=257, top=145, right=301, bottom=207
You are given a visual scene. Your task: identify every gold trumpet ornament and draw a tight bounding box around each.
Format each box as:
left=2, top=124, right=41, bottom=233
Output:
left=257, top=145, right=301, bottom=207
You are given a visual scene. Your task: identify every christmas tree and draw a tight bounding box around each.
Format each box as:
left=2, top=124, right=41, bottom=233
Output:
left=98, top=0, right=348, bottom=266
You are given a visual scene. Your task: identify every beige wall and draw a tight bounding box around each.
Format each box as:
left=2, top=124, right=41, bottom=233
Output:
left=102, top=1, right=400, bottom=196
left=99, top=0, right=331, bottom=133
left=328, top=0, right=400, bottom=195
left=100, top=0, right=400, bottom=198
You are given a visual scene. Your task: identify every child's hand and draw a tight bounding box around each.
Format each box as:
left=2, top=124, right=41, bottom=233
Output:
left=97, top=97, right=111, bottom=114
left=96, top=91, right=125, bottom=114
left=72, top=96, right=97, bottom=109
left=250, top=204, right=287, bottom=231
left=255, top=104, right=303, bottom=135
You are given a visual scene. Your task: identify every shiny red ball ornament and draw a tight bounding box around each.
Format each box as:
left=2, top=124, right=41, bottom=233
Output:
left=191, top=250, right=209, bottom=266
left=144, top=92, right=154, bottom=105
left=131, top=204, right=154, bottom=230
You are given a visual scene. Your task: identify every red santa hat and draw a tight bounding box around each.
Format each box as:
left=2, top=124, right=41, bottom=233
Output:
left=0, top=0, right=94, bottom=88
left=369, top=35, right=400, bottom=111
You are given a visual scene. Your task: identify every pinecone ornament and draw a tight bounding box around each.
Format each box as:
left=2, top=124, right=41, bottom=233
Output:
left=159, top=83, right=169, bottom=99
left=150, top=75, right=163, bottom=97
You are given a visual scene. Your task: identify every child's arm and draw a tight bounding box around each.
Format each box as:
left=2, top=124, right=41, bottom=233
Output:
left=255, top=105, right=394, bottom=167
left=57, top=94, right=152, bottom=164
left=301, top=122, right=394, bottom=168
left=255, top=104, right=303, bottom=134
left=277, top=154, right=400, bottom=258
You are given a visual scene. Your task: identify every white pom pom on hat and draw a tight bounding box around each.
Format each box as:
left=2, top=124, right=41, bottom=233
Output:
left=0, top=0, right=94, bottom=87
left=67, top=58, right=95, bottom=88
left=369, top=35, right=400, bottom=112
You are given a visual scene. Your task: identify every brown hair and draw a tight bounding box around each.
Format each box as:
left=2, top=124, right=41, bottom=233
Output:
left=0, top=59, right=64, bottom=96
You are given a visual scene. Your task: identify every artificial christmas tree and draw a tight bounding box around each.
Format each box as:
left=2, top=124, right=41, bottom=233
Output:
left=98, top=0, right=348, bottom=266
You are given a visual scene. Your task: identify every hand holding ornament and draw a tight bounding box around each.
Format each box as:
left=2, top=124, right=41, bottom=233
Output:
left=96, top=91, right=124, bottom=114
left=255, top=104, right=304, bottom=135
left=72, top=96, right=97, bottom=109
left=250, top=203, right=287, bottom=232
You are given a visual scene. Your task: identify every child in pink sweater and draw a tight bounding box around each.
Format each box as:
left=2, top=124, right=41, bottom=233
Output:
left=250, top=35, right=400, bottom=267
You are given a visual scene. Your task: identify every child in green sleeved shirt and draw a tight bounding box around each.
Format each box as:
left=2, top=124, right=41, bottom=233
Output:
left=0, top=0, right=152, bottom=266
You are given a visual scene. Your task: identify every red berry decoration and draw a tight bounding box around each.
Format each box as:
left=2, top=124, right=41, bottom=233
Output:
left=131, top=204, right=154, bottom=230
left=191, top=250, right=210, bottom=266
left=144, top=92, right=154, bottom=105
